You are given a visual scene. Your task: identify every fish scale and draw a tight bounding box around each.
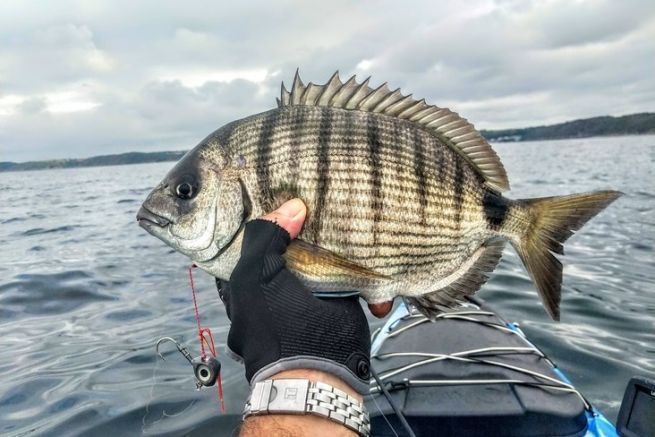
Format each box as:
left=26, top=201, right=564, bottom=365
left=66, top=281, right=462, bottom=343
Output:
left=138, top=71, right=621, bottom=320
left=223, top=106, right=486, bottom=280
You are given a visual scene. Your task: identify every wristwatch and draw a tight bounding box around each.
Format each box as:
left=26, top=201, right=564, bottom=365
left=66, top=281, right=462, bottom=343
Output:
left=243, top=378, right=371, bottom=436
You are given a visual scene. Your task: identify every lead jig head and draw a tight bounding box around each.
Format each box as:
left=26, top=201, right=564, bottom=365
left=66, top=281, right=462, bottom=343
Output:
left=192, top=356, right=221, bottom=387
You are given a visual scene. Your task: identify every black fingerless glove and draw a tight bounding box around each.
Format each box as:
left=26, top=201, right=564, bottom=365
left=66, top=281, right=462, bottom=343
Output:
left=217, top=219, right=371, bottom=394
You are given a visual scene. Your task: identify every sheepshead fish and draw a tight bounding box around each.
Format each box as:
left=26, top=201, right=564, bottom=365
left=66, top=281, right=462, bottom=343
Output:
left=137, top=71, right=621, bottom=320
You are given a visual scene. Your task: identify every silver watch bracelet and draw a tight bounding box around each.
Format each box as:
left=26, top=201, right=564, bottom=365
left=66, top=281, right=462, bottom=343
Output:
left=243, top=378, right=371, bottom=436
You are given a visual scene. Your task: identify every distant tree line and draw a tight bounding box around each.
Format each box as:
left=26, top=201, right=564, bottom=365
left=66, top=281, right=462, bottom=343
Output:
left=0, top=151, right=186, bottom=172
left=482, top=113, right=655, bottom=142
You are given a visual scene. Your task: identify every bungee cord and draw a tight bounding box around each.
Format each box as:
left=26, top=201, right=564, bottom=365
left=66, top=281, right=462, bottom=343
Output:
left=367, top=303, right=592, bottom=436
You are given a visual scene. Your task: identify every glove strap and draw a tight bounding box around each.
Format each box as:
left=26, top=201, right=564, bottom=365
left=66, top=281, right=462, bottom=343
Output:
left=244, top=378, right=370, bottom=436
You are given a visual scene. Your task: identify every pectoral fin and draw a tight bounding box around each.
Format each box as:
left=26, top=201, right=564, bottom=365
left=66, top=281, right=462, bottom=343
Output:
left=286, top=240, right=390, bottom=281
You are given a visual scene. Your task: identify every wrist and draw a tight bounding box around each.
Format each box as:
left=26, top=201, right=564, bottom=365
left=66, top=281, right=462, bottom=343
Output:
left=250, top=355, right=371, bottom=395
left=241, top=414, right=357, bottom=437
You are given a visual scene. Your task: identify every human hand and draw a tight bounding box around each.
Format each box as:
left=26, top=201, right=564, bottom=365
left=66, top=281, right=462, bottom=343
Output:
left=217, top=199, right=372, bottom=394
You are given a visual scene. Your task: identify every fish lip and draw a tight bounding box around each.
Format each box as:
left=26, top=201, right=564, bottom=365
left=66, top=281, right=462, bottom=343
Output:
left=136, top=206, right=171, bottom=228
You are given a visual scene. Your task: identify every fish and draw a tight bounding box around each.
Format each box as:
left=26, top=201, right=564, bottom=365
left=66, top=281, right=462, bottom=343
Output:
left=137, top=70, right=621, bottom=320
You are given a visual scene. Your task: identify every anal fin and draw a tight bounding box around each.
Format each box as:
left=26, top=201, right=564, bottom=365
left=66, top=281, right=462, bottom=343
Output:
left=406, top=239, right=506, bottom=320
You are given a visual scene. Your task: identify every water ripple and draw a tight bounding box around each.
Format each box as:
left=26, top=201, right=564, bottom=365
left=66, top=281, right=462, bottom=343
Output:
left=0, top=271, right=115, bottom=316
left=20, top=225, right=79, bottom=236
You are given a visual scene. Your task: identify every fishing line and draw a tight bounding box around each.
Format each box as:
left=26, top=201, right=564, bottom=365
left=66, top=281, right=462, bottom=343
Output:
left=367, top=390, right=400, bottom=437
left=141, top=349, right=162, bottom=434
left=142, top=341, right=198, bottom=435
left=370, top=365, right=417, bottom=437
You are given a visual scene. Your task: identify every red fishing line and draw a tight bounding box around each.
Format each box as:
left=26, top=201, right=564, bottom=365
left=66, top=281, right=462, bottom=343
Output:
left=188, top=265, right=225, bottom=413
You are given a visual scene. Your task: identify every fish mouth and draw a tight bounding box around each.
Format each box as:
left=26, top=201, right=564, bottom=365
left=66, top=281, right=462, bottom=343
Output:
left=136, top=206, right=171, bottom=229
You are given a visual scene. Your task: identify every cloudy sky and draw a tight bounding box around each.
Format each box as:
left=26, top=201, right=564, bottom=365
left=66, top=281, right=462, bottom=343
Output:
left=1, top=0, right=653, bottom=162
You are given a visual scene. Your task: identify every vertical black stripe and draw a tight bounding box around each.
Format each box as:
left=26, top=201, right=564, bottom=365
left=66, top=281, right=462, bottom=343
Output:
left=453, top=156, right=465, bottom=227
left=312, top=108, right=332, bottom=244
left=391, top=119, right=401, bottom=170
left=482, top=190, right=509, bottom=231
left=411, top=126, right=428, bottom=226
left=367, top=114, right=383, bottom=245
left=344, top=112, right=356, bottom=243
left=434, top=136, right=446, bottom=188
left=288, top=107, right=306, bottom=189
left=216, top=120, right=239, bottom=157
left=256, top=111, right=279, bottom=210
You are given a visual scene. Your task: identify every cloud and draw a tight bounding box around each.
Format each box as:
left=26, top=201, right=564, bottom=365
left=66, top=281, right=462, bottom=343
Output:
left=0, top=0, right=653, bottom=161
left=2, top=23, right=115, bottom=94
left=0, top=78, right=274, bottom=160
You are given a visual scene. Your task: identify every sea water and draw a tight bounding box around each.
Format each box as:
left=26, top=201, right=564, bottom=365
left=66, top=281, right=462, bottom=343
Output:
left=0, top=135, right=653, bottom=436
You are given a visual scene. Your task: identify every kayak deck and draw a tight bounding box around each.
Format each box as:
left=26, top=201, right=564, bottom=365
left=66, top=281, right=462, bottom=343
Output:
left=367, top=298, right=615, bottom=437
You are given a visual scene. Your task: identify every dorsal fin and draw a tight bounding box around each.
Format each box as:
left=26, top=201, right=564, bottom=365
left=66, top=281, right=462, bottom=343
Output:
left=278, top=70, right=509, bottom=192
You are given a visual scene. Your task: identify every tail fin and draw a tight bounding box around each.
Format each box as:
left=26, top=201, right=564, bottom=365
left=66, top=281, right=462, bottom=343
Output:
left=511, top=190, right=622, bottom=320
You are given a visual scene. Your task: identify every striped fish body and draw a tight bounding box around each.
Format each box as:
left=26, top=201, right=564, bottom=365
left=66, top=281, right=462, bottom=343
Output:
left=141, top=71, right=621, bottom=320
left=202, top=104, right=501, bottom=306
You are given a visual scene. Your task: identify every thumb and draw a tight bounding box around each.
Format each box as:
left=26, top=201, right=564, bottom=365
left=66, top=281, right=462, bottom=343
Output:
left=260, top=198, right=307, bottom=239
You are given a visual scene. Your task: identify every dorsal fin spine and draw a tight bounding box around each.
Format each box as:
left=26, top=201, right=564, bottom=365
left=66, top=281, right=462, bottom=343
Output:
left=281, top=83, right=291, bottom=106
left=385, top=94, right=415, bottom=116
left=317, top=72, right=342, bottom=106
left=439, top=119, right=469, bottom=131
left=446, top=126, right=475, bottom=137
left=462, top=145, right=489, bottom=153
left=421, top=111, right=453, bottom=125
left=329, top=75, right=358, bottom=106
left=472, top=155, right=496, bottom=160
left=409, top=107, right=438, bottom=122
left=452, top=133, right=481, bottom=143
left=462, top=143, right=488, bottom=150
left=290, top=70, right=305, bottom=105
left=371, top=88, right=403, bottom=113
left=426, top=114, right=459, bottom=128
left=384, top=94, right=414, bottom=118
left=397, top=99, right=426, bottom=118
left=356, top=83, right=389, bottom=110
left=344, top=77, right=371, bottom=109
left=467, top=151, right=494, bottom=158
left=299, top=83, right=312, bottom=105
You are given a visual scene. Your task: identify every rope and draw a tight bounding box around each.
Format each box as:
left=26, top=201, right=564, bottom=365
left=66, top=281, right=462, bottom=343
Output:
left=188, top=265, right=206, bottom=358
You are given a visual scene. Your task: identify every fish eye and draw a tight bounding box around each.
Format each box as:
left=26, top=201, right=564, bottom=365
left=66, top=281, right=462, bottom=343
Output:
left=175, top=182, right=195, bottom=199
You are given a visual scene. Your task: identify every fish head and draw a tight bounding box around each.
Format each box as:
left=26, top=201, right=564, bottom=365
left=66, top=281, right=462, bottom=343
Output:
left=137, top=146, right=247, bottom=265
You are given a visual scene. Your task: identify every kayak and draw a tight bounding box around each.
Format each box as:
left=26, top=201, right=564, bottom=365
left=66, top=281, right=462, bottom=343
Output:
left=366, top=298, right=651, bottom=437
left=196, top=296, right=651, bottom=437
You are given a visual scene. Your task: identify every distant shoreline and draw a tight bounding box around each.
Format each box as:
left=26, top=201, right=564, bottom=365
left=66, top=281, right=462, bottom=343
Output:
left=0, top=151, right=187, bottom=173
left=481, top=112, right=654, bottom=143
left=2, top=112, right=653, bottom=173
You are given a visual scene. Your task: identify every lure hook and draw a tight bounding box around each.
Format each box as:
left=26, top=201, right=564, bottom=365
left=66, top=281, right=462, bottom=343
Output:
left=156, top=336, right=193, bottom=364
